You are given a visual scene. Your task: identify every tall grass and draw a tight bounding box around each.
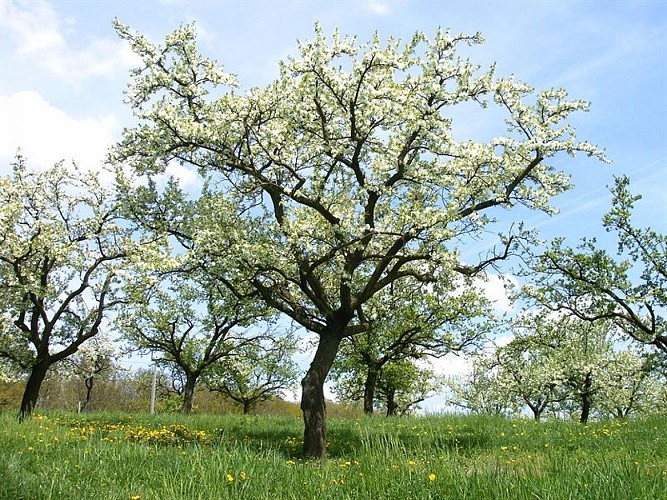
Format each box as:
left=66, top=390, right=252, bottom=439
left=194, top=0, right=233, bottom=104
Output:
left=1, top=411, right=664, bottom=499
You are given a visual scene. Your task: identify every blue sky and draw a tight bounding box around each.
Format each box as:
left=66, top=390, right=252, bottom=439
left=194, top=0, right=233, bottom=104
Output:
left=1, top=0, right=664, bottom=241
left=1, top=0, right=665, bottom=404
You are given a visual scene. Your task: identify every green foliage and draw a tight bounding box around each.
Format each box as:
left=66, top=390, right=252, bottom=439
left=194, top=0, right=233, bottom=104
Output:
left=204, top=333, right=301, bottom=414
left=523, top=176, right=666, bottom=355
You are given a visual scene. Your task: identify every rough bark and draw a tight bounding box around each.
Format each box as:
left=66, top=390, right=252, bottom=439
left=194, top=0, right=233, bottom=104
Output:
left=181, top=372, right=198, bottom=414
left=19, top=359, right=50, bottom=421
left=385, top=387, right=397, bottom=417
left=242, top=400, right=252, bottom=415
left=579, top=372, right=593, bottom=424
left=301, top=333, right=343, bottom=458
left=363, top=367, right=379, bottom=415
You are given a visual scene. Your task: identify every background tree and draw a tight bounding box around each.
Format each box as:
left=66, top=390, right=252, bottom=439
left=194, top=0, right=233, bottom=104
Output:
left=596, top=348, right=666, bottom=419
left=113, top=22, right=607, bottom=457
left=66, top=334, right=118, bottom=412
left=376, top=359, right=443, bottom=416
left=118, top=266, right=271, bottom=414
left=523, top=176, right=666, bottom=355
left=446, top=354, right=513, bottom=416
left=330, top=280, right=491, bottom=415
left=204, top=334, right=300, bottom=414
left=0, top=157, right=136, bottom=419
left=490, top=313, right=572, bottom=420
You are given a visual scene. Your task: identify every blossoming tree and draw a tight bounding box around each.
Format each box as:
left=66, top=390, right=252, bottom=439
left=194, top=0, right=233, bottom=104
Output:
left=112, top=22, right=607, bottom=457
left=0, top=157, right=137, bottom=419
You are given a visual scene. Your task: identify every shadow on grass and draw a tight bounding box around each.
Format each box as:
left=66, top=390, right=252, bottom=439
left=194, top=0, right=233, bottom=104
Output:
left=223, top=421, right=492, bottom=459
left=46, top=411, right=494, bottom=459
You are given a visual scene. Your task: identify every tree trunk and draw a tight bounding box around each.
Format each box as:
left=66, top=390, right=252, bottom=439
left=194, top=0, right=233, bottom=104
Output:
left=19, top=359, right=50, bottom=421
left=363, top=367, right=379, bottom=415
left=243, top=400, right=251, bottom=415
left=579, top=372, right=593, bottom=424
left=385, top=387, right=397, bottom=417
left=82, top=376, right=94, bottom=412
left=181, top=372, right=198, bottom=414
left=301, top=333, right=342, bottom=458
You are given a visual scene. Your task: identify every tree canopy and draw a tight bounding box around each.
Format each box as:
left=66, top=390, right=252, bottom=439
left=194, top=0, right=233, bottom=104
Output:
left=0, top=156, right=139, bottom=418
left=112, top=21, right=607, bottom=457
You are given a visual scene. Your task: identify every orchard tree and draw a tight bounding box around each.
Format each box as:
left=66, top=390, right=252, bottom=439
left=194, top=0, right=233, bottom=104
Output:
left=376, top=359, right=442, bottom=416
left=492, top=314, right=569, bottom=420
left=523, top=176, right=666, bottom=355
left=446, top=354, right=513, bottom=416
left=66, top=334, right=118, bottom=412
left=118, top=266, right=271, bottom=414
left=0, top=157, right=137, bottom=419
left=204, top=335, right=300, bottom=414
left=596, top=348, right=666, bottom=418
left=330, top=280, right=491, bottom=414
left=113, top=22, right=607, bottom=457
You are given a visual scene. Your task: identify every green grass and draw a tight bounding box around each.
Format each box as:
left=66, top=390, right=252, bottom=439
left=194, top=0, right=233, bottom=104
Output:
left=1, top=411, right=665, bottom=499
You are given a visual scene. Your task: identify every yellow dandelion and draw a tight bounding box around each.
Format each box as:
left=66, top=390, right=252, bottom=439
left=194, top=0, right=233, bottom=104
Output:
left=226, top=474, right=234, bottom=482
left=240, top=471, right=248, bottom=481
left=429, top=473, right=437, bottom=482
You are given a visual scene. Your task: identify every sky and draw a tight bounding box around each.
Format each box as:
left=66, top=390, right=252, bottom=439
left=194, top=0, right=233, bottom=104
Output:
left=1, top=0, right=666, bottom=409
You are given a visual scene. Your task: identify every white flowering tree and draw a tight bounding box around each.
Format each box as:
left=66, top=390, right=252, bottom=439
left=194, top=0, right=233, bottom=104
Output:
left=0, top=156, right=136, bottom=419
left=523, top=176, right=666, bottom=355
left=112, top=22, right=607, bottom=457
left=446, top=355, right=513, bottom=416
left=596, top=349, right=665, bottom=418
left=66, top=334, right=118, bottom=411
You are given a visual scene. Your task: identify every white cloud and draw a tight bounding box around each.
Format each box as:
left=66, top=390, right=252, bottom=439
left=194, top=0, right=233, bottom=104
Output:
left=362, top=0, right=393, bottom=16
left=426, top=352, right=472, bottom=378
left=0, top=91, right=117, bottom=172
left=473, top=273, right=517, bottom=313
left=162, top=162, right=203, bottom=190
left=0, top=0, right=138, bottom=83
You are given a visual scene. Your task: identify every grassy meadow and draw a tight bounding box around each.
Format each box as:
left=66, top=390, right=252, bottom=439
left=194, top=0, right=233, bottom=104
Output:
left=1, top=410, right=665, bottom=499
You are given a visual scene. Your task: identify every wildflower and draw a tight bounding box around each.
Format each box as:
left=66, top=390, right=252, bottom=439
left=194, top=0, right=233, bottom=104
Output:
left=226, top=474, right=234, bottom=482
left=130, top=496, right=141, bottom=500
left=240, top=471, right=248, bottom=481
left=429, top=473, right=437, bottom=482
left=408, top=460, right=416, bottom=466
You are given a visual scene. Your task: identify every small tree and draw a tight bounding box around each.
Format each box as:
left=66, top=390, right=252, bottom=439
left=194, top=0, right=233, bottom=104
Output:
left=118, top=267, right=271, bottom=414
left=114, top=22, right=607, bottom=456
left=376, top=359, right=442, bottom=416
left=205, top=335, right=299, bottom=414
left=446, top=354, right=514, bottom=416
left=67, top=335, right=117, bottom=412
left=0, top=157, right=136, bottom=419
left=492, top=314, right=568, bottom=420
left=330, top=280, right=491, bottom=414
